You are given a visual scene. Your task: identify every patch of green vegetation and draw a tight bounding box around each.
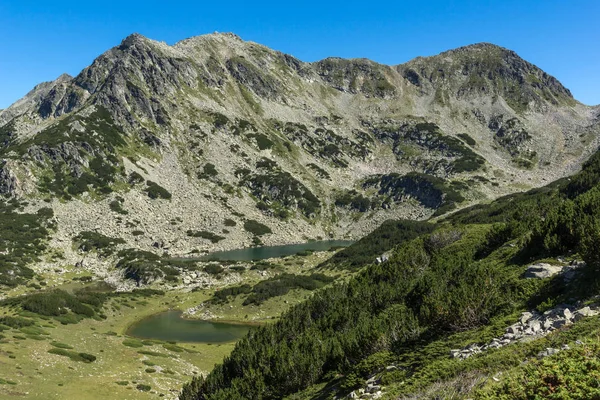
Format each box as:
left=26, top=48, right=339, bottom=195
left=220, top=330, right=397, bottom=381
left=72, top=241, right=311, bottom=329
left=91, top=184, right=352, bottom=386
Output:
left=513, top=157, right=535, bottom=169
left=138, top=350, right=169, bottom=358
left=243, top=220, right=272, bottom=237
left=204, top=265, right=225, bottom=276
left=115, top=249, right=178, bottom=285
left=243, top=273, right=335, bottom=306
left=50, top=342, right=74, bottom=349
left=489, top=115, right=532, bottom=156
left=198, top=163, right=218, bottom=180
left=73, top=231, right=125, bottom=257
left=478, top=339, right=600, bottom=399
left=6, top=107, right=143, bottom=198
left=0, top=121, right=16, bottom=150
left=0, top=201, right=54, bottom=287
left=128, top=171, right=145, bottom=185
left=224, top=218, right=237, bottom=227
left=163, top=343, right=186, bottom=353
left=247, top=133, right=274, bottom=150
left=136, top=383, right=152, bottom=392
left=20, top=326, right=49, bottom=335
left=122, top=339, right=144, bottom=348
left=457, top=133, right=477, bottom=146
left=186, top=230, right=226, bottom=243
left=210, top=284, right=253, bottom=304
left=321, top=220, right=434, bottom=270
left=48, top=348, right=97, bottom=363
left=238, top=163, right=321, bottom=217
left=363, top=172, right=465, bottom=215
left=145, top=180, right=172, bottom=200
left=109, top=197, right=128, bottom=215
left=276, top=122, right=368, bottom=167
left=0, top=316, right=35, bottom=329
left=0, top=289, right=107, bottom=323
left=335, top=190, right=372, bottom=212
left=373, top=120, right=484, bottom=173
left=39, top=156, right=121, bottom=198
left=307, top=163, right=331, bottom=179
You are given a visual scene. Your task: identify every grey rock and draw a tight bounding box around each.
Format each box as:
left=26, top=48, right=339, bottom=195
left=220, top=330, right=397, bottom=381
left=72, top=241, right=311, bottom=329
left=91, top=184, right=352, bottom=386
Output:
left=552, top=318, right=568, bottom=329
left=537, top=347, right=560, bottom=358
left=524, top=263, right=563, bottom=279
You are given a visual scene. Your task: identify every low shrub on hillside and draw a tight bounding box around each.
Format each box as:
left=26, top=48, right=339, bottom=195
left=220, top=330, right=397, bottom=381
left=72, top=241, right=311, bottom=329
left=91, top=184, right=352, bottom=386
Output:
left=145, top=181, right=172, bottom=200
left=243, top=220, right=272, bottom=236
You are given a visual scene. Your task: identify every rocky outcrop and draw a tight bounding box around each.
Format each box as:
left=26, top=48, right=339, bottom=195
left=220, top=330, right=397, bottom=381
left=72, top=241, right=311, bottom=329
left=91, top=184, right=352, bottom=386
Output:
left=0, top=73, right=77, bottom=125
left=524, top=260, right=586, bottom=280
left=524, top=262, right=564, bottom=279
left=0, top=161, right=19, bottom=196
left=450, top=303, right=600, bottom=360
left=346, top=374, right=386, bottom=399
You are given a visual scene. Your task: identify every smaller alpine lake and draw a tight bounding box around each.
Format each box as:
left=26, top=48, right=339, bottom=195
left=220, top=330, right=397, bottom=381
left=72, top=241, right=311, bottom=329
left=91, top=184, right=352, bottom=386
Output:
left=127, top=311, right=253, bottom=343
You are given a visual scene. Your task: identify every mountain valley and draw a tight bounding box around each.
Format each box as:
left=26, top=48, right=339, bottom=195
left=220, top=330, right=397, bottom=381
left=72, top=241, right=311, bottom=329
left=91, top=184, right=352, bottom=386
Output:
left=0, top=32, right=599, bottom=399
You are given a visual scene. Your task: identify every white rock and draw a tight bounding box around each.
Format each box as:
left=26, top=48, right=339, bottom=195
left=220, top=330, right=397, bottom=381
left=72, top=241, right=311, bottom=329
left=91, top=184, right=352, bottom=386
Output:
left=529, top=320, right=542, bottom=332
left=520, top=311, right=534, bottom=324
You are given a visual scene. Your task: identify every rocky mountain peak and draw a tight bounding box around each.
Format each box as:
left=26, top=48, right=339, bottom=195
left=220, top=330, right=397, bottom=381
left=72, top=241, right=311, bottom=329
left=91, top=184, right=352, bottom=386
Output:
left=0, top=73, right=77, bottom=125
left=118, top=32, right=152, bottom=49
left=398, top=42, right=574, bottom=112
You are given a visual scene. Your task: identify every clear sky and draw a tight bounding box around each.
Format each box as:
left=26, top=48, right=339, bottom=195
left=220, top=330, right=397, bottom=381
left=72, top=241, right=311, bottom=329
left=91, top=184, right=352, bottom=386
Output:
left=1, top=0, right=599, bottom=109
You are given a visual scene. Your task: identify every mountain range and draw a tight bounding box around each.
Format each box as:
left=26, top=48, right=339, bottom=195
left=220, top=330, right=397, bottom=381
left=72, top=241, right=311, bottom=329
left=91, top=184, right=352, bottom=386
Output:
left=0, top=32, right=598, bottom=282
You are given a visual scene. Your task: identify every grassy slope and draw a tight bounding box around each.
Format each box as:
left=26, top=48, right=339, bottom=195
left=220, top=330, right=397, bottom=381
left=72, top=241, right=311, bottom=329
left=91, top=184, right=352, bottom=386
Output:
left=179, top=149, right=600, bottom=399
left=0, top=250, right=344, bottom=399
left=0, top=290, right=228, bottom=399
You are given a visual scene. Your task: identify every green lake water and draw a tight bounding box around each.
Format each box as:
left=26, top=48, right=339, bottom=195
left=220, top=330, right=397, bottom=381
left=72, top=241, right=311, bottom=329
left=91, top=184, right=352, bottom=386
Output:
left=127, top=311, right=252, bottom=343
left=197, top=240, right=354, bottom=261
left=129, top=241, right=353, bottom=342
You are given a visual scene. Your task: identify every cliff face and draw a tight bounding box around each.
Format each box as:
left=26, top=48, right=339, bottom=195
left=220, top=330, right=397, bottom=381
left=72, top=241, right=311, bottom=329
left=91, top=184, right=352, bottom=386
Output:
left=0, top=33, right=598, bottom=259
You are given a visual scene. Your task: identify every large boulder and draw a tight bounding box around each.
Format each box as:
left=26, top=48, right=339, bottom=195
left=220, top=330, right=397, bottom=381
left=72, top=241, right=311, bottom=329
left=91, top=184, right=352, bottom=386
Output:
left=524, top=263, right=563, bottom=279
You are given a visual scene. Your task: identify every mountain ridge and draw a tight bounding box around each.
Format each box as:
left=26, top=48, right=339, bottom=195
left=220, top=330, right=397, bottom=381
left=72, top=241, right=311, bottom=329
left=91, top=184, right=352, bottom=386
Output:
left=0, top=32, right=598, bottom=285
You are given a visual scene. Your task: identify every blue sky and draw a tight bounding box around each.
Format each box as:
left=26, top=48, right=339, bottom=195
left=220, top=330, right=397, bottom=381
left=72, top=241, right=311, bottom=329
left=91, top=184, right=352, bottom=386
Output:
left=1, top=0, right=599, bottom=108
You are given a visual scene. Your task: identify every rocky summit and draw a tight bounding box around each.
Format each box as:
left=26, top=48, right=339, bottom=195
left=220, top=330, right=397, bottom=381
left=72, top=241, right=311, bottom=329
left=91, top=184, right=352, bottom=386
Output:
left=0, top=32, right=599, bottom=284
